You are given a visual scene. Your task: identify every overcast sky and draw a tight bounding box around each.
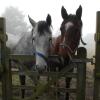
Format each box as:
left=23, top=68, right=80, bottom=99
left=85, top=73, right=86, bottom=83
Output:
left=0, top=0, right=100, bottom=37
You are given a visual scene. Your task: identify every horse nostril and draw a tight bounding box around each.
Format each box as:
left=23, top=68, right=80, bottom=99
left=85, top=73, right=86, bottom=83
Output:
left=32, top=37, right=35, bottom=41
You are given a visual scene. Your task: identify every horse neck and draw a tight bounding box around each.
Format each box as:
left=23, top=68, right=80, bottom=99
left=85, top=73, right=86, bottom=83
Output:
left=51, top=35, right=63, bottom=55
left=13, top=32, right=34, bottom=55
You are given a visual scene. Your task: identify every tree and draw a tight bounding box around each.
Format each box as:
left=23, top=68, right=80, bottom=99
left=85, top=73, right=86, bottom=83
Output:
left=2, top=6, right=29, bottom=36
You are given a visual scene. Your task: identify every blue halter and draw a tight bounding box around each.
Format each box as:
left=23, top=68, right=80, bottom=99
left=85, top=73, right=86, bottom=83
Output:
left=35, top=51, right=48, bottom=62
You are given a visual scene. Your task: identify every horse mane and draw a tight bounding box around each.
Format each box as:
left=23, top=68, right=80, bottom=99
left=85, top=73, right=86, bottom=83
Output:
left=13, top=32, right=35, bottom=55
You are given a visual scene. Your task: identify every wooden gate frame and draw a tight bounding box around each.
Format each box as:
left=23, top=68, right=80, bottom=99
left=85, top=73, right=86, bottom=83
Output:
left=0, top=18, right=12, bottom=100
left=94, top=11, right=100, bottom=100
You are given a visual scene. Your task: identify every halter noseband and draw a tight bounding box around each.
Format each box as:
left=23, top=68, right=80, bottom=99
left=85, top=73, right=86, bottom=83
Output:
left=35, top=51, right=48, bottom=62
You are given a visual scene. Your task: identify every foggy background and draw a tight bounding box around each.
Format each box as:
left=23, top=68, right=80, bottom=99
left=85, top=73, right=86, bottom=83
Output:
left=0, top=0, right=98, bottom=58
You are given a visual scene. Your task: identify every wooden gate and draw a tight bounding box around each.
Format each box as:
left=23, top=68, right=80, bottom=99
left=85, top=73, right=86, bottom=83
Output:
left=0, top=17, right=88, bottom=100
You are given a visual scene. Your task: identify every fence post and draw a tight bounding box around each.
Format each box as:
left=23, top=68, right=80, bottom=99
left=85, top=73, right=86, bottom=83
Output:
left=94, top=11, right=100, bottom=100
left=0, top=18, right=12, bottom=100
left=76, top=47, right=87, bottom=100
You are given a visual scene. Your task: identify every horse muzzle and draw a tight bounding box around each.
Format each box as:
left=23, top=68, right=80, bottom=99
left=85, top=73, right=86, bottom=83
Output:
left=35, top=65, right=47, bottom=73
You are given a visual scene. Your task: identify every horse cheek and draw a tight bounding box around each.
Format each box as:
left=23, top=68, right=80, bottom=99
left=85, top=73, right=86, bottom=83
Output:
left=59, top=47, right=67, bottom=57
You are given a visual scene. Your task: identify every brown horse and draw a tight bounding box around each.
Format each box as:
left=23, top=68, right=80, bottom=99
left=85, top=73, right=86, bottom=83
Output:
left=50, top=5, right=86, bottom=100
left=52, top=5, right=85, bottom=60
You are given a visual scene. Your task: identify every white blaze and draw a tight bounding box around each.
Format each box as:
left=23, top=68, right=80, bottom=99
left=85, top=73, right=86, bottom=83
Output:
left=65, top=22, right=74, bottom=32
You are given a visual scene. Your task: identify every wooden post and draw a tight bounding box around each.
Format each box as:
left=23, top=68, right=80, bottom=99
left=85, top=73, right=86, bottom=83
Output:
left=0, top=18, right=12, bottom=100
left=76, top=47, right=87, bottom=100
left=94, top=11, right=100, bottom=100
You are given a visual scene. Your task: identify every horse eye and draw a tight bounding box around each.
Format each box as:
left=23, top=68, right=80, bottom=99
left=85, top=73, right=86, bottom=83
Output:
left=49, top=37, right=52, bottom=41
left=32, top=37, right=35, bottom=41
left=32, top=37, right=35, bottom=44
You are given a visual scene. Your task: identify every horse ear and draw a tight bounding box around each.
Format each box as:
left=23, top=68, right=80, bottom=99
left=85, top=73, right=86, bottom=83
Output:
left=46, top=14, right=52, bottom=26
left=76, top=5, right=82, bottom=20
left=61, top=6, right=68, bottom=20
left=28, top=15, right=36, bottom=27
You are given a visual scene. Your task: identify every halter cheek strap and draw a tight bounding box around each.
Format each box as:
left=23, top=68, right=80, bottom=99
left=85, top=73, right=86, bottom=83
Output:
left=35, top=51, right=48, bottom=62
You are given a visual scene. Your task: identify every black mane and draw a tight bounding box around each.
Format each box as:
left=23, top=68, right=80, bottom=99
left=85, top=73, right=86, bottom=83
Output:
left=38, top=21, right=51, bottom=35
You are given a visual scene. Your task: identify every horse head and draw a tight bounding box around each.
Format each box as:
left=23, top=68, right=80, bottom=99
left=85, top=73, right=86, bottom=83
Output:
left=53, top=5, right=84, bottom=60
left=28, top=14, right=52, bottom=72
left=60, top=5, right=83, bottom=58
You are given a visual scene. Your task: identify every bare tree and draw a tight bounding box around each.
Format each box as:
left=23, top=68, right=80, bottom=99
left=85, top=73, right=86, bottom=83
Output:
left=2, top=6, right=29, bottom=36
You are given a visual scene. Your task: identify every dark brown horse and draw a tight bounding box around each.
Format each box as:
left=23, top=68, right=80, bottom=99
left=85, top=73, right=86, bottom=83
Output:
left=50, top=5, right=86, bottom=100
left=52, top=5, right=85, bottom=60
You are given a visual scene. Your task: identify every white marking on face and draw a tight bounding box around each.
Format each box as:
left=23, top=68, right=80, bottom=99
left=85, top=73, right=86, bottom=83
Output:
left=65, top=22, right=74, bottom=32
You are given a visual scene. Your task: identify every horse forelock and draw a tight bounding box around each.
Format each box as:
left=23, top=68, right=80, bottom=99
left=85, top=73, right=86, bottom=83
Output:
left=37, top=21, right=51, bottom=35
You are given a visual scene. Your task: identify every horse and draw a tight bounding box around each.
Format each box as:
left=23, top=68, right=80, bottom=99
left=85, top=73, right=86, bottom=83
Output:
left=51, top=5, right=86, bottom=100
left=12, top=14, right=52, bottom=98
